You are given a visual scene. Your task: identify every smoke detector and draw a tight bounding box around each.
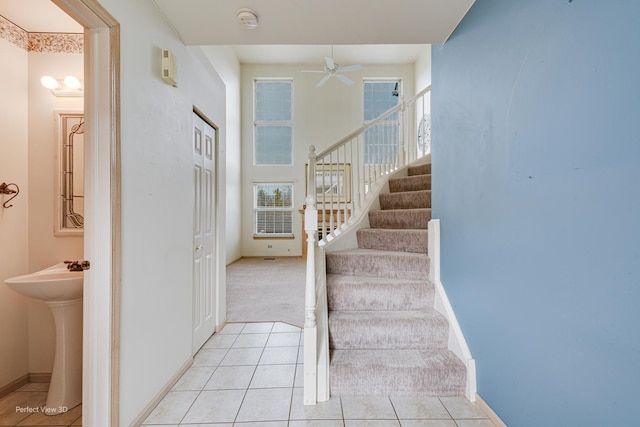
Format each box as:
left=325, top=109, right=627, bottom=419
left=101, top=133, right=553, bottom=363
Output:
left=237, top=9, right=258, bottom=30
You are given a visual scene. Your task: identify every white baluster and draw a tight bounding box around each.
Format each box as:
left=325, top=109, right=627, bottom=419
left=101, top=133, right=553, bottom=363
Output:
left=304, top=147, right=318, bottom=405
left=399, top=94, right=406, bottom=167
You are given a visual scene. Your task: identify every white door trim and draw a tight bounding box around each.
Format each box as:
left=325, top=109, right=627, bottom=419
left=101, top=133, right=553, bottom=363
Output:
left=52, top=1, right=120, bottom=425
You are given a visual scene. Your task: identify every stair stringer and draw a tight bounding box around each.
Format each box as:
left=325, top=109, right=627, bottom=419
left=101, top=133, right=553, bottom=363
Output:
left=315, top=247, right=330, bottom=402
left=428, top=218, right=477, bottom=402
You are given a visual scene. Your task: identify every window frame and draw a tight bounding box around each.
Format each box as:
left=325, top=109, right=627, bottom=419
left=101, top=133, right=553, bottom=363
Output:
left=253, top=182, right=295, bottom=238
left=253, top=78, right=294, bottom=166
left=362, top=79, right=402, bottom=164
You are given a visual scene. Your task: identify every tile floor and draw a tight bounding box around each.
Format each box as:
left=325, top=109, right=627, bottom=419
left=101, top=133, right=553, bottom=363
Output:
left=0, top=382, right=82, bottom=426
left=142, top=322, right=495, bottom=427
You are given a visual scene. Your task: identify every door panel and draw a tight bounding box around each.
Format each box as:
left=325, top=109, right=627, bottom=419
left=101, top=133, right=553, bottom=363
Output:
left=192, top=113, right=216, bottom=353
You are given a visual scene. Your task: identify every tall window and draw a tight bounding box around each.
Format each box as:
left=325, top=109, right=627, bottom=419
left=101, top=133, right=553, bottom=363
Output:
left=254, top=183, right=294, bottom=236
left=254, top=80, right=293, bottom=165
left=363, top=80, right=401, bottom=164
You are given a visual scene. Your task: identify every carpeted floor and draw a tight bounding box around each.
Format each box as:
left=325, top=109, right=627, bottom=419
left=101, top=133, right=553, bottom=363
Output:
left=226, top=257, right=306, bottom=327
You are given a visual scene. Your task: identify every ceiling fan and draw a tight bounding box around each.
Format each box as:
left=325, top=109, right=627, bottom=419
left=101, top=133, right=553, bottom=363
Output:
left=301, top=46, right=362, bottom=87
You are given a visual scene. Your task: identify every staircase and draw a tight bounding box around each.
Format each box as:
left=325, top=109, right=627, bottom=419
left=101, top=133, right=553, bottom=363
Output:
left=324, top=162, right=467, bottom=396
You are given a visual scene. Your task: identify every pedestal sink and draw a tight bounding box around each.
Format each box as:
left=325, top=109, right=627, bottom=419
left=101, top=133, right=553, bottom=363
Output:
left=4, top=263, right=83, bottom=415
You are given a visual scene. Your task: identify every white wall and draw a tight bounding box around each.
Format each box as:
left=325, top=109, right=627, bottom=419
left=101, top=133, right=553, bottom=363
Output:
left=0, top=37, right=30, bottom=390
left=415, top=45, right=432, bottom=94
left=98, top=0, right=228, bottom=424
left=200, top=46, right=242, bottom=265
left=27, top=51, right=84, bottom=375
left=240, top=63, right=415, bottom=257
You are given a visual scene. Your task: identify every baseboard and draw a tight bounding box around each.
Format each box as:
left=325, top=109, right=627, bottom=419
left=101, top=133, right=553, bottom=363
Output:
left=0, top=374, right=29, bottom=399
left=476, top=393, right=508, bottom=427
left=227, top=256, right=305, bottom=268
left=428, top=219, right=477, bottom=401
left=239, top=255, right=304, bottom=260
left=129, top=357, right=193, bottom=427
left=29, top=372, right=52, bottom=383
left=215, top=318, right=227, bottom=333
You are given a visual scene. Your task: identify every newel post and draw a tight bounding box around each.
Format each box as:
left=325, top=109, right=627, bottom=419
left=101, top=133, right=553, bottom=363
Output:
left=304, top=145, right=318, bottom=405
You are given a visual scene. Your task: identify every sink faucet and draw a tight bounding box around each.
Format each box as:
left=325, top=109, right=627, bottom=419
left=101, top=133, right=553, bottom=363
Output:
left=64, top=260, right=90, bottom=272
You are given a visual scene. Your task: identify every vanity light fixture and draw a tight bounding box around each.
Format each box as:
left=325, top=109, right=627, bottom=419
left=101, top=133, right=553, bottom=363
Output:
left=64, top=75, right=82, bottom=90
left=40, top=75, right=84, bottom=97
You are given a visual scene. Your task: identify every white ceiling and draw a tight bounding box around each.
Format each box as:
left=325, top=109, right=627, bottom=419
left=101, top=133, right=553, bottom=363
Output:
left=0, top=0, right=475, bottom=65
left=152, top=0, right=475, bottom=46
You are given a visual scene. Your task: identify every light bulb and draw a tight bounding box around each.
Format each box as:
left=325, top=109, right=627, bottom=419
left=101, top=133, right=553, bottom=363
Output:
left=41, top=76, right=61, bottom=90
left=64, top=76, right=82, bottom=90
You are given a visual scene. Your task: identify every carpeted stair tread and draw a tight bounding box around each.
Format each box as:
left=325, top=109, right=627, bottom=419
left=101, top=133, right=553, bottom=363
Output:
left=329, top=310, right=448, bottom=350
left=357, top=228, right=428, bottom=253
left=389, top=174, right=431, bottom=193
left=380, top=190, right=431, bottom=210
left=369, top=208, right=431, bottom=229
left=330, top=348, right=466, bottom=396
left=327, top=274, right=434, bottom=311
left=326, top=249, right=429, bottom=280
left=408, top=163, right=431, bottom=176
left=325, top=160, right=466, bottom=397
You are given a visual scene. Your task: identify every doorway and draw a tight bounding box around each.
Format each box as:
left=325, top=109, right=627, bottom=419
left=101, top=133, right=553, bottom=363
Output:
left=52, top=0, right=120, bottom=425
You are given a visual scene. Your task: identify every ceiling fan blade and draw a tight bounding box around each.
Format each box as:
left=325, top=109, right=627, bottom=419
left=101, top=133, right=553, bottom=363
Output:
left=337, top=64, right=362, bottom=73
left=324, top=56, right=335, bottom=70
left=316, top=74, right=331, bottom=87
left=301, top=70, right=326, bottom=73
left=336, top=74, right=354, bottom=86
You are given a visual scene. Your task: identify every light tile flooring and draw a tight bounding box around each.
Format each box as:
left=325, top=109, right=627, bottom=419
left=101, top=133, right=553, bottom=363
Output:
left=0, top=383, right=82, bottom=426
left=142, top=322, right=495, bottom=427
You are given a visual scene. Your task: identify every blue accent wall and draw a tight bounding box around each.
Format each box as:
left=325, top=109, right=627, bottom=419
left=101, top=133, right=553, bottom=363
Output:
left=432, top=1, right=640, bottom=425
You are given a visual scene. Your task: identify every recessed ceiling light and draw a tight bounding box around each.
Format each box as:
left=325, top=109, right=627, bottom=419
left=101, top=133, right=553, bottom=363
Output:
left=237, top=8, right=258, bottom=30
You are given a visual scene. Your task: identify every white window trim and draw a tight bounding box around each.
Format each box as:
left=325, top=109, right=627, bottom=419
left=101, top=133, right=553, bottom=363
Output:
left=253, top=182, right=295, bottom=237
left=253, top=78, right=294, bottom=166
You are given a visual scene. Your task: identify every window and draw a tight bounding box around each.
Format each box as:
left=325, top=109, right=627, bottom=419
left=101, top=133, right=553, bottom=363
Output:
left=363, top=80, right=401, bottom=164
left=254, top=80, right=293, bottom=165
left=254, top=183, right=294, bottom=236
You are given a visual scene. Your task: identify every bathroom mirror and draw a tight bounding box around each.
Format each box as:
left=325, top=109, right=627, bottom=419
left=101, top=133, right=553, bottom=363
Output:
left=55, top=111, right=85, bottom=236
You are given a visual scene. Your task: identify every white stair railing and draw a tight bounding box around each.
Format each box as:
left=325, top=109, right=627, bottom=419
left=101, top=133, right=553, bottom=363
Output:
left=303, top=86, right=431, bottom=405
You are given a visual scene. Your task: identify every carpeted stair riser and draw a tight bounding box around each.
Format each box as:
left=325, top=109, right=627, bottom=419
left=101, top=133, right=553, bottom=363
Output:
left=389, top=174, right=431, bottom=193
left=326, top=249, right=429, bottom=281
left=379, top=190, right=431, bottom=210
left=357, top=228, right=428, bottom=253
left=330, top=349, right=466, bottom=396
left=326, top=274, right=434, bottom=311
left=369, top=208, right=431, bottom=229
left=408, top=163, right=431, bottom=176
left=326, top=161, right=467, bottom=397
left=328, top=310, right=448, bottom=350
